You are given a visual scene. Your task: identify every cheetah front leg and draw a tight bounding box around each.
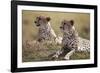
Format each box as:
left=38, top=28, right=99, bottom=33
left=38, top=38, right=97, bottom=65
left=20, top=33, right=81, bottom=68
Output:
left=64, top=49, right=75, bottom=60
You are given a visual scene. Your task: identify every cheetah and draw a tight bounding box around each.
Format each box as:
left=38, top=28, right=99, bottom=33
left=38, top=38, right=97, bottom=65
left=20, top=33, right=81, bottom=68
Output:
left=34, top=16, right=62, bottom=44
left=52, top=20, right=90, bottom=60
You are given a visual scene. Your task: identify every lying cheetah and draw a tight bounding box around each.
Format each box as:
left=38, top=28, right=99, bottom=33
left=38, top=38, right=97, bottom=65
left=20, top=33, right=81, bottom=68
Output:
left=34, top=16, right=62, bottom=44
left=52, top=20, right=90, bottom=60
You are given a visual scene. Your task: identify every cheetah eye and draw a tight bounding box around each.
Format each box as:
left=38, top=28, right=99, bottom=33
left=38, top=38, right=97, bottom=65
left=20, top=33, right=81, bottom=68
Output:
left=63, top=23, right=66, bottom=25
left=38, top=17, right=41, bottom=20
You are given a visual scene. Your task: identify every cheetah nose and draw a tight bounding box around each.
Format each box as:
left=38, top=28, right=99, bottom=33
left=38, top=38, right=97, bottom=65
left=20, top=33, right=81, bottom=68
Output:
left=34, top=21, right=37, bottom=23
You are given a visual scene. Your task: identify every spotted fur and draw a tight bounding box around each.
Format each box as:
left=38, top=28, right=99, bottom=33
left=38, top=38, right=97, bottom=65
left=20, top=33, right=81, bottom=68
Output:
left=52, top=20, right=90, bottom=60
left=34, top=16, right=62, bottom=44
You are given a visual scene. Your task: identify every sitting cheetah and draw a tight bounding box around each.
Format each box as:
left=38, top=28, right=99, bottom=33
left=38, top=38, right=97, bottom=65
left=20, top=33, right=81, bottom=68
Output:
left=34, top=16, right=62, bottom=44
left=52, top=20, right=90, bottom=60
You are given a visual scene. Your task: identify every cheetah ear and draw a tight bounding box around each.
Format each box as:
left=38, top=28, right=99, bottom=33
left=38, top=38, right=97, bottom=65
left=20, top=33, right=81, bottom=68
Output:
left=46, top=17, right=51, bottom=21
left=70, top=20, right=74, bottom=26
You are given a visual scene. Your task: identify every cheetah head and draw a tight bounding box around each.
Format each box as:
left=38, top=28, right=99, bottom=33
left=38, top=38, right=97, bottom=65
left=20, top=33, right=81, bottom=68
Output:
left=34, top=16, right=51, bottom=27
left=60, top=20, right=75, bottom=34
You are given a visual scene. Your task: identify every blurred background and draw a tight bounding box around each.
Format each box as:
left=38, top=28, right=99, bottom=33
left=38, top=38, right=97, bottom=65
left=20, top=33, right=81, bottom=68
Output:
left=22, top=10, right=90, bottom=41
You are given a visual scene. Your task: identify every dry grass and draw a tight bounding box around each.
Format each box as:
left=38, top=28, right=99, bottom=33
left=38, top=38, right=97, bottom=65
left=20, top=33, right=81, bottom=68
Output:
left=22, top=40, right=90, bottom=62
left=22, top=41, right=61, bottom=62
